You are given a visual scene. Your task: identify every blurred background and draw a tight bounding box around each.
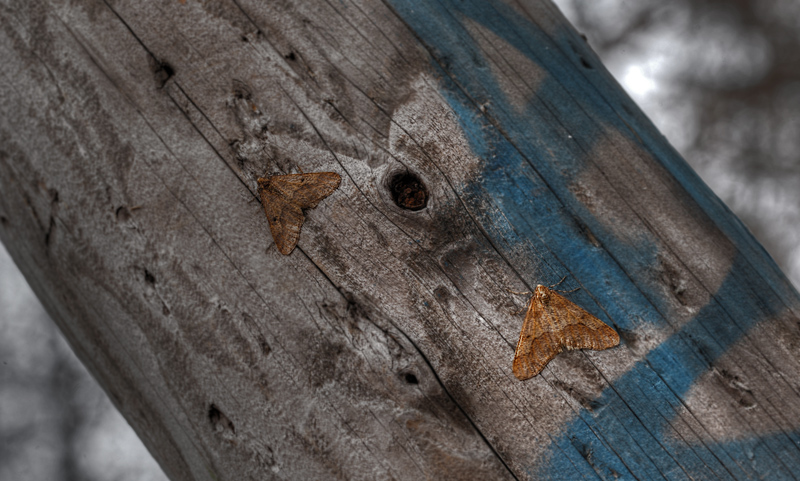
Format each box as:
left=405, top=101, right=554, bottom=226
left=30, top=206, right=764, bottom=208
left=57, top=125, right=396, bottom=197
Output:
left=2, top=1, right=799, bottom=479
left=558, top=0, right=800, bottom=285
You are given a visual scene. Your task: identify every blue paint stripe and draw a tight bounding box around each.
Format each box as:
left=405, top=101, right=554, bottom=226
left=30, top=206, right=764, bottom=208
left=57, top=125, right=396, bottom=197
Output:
left=536, top=256, right=798, bottom=480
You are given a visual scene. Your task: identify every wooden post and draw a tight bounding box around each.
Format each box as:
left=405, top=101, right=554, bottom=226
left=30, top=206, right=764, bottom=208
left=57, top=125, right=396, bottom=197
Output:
left=2, top=0, right=799, bottom=479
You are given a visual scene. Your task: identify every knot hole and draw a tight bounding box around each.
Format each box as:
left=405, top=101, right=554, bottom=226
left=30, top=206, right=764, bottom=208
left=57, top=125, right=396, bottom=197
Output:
left=388, top=172, right=428, bottom=211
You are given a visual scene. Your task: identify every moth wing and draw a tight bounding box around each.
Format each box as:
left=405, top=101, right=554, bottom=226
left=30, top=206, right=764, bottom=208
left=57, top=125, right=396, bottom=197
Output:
left=259, top=186, right=305, bottom=255
left=512, top=294, right=562, bottom=380
left=291, top=172, right=341, bottom=209
left=546, top=290, right=620, bottom=351
left=268, top=173, right=341, bottom=209
left=513, top=331, right=561, bottom=380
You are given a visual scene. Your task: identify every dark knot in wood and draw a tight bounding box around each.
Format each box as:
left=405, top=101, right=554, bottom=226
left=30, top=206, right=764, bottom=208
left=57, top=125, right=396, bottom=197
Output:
left=389, top=172, right=428, bottom=211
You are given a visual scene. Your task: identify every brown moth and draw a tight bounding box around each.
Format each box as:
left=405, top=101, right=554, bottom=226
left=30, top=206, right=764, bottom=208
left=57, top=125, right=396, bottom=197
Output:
left=257, top=172, right=341, bottom=255
left=512, top=285, right=619, bottom=380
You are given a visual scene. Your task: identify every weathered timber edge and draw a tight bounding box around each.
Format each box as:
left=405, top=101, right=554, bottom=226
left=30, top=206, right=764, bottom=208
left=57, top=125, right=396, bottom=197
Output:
left=2, top=0, right=800, bottom=479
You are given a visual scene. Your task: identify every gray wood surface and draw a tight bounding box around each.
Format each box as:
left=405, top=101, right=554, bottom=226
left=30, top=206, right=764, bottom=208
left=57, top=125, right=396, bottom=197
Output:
left=2, top=1, right=800, bottom=479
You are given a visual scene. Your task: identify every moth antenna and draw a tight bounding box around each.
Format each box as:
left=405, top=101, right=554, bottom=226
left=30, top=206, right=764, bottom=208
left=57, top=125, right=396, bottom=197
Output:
left=553, top=285, right=581, bottom=294
left=507, top=288, right=533, bottom=315
left=507, top=288, right=532, bottom=296
left=548, top=276, right=580, bottom=294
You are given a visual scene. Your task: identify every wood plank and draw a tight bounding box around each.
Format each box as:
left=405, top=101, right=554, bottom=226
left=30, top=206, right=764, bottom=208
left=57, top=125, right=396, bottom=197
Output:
left=1, top=0, right=799, bottom=479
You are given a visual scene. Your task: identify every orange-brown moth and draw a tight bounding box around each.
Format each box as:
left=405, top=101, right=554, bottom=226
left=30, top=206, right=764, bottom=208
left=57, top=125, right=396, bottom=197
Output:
left=257, top=172, right=341, bottom=255
left=512, top=285, right=619, bottom=380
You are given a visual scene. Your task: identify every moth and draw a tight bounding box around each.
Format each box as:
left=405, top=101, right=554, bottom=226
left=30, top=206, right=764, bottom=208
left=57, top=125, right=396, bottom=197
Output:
left=257, top=172, right=341, bottom=255
left=512, top=285, right=619, bottom=380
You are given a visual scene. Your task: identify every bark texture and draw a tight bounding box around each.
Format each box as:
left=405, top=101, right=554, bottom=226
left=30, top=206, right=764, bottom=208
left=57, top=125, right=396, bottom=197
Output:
left=2, top=0, right=800, bottom=480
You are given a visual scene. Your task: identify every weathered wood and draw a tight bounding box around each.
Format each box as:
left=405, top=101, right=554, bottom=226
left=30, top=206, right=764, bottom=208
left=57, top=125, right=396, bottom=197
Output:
left=2, top=0, right=800, bottom=479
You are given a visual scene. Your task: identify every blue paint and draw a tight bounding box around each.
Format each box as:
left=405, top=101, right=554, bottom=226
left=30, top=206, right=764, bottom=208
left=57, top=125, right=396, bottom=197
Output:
left=538, top=256, right=796, bottom=480
left=386, top=0, right=800, bottom=478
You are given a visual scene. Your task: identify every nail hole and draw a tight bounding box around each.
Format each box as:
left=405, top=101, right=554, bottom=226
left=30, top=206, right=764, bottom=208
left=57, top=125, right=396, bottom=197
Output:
left=144, top=269, right=156, bottom=285
left=402, top=372, right=419, bottom=384
left=44, top=216, right=55, bottom=246
left=388, top=172, right=428, bottom=211
left=659, top=257, right=688, bottom=305
left=232, top=80, right=252, bottom=101
left=116, top=206, right=131, bottom=222
left=259, top=338, right=271, bottom=356
left=208, top=404, right=236, bottom=433
left=154, top=60, right=175, bottom=88
left=580, top=57, right=593, bottom=69
left=160, top=62, right=175, bottom=78
left=285, top=51, right=296, bottom=61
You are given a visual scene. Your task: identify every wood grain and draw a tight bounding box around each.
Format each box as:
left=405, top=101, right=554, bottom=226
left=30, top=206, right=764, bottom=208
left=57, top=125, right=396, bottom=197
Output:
left=1, top=0, right=800, bottom=479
